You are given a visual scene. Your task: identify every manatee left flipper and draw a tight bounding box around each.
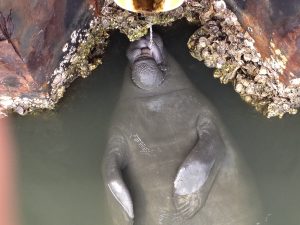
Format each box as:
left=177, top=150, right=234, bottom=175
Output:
left=173, top=119, right=225, bottom=219
left=102, top=129, right=134, bottom=225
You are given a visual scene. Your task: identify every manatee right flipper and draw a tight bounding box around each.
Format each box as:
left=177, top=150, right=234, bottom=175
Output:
left=102, top=129, right=134, bottom=225
left=173, top=118, right=226, bottom=219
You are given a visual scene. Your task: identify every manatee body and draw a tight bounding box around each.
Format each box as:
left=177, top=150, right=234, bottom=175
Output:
left=103, top=34, right=261, bottom=225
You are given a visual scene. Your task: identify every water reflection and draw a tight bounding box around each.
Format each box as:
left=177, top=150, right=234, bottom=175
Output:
left=12, top=22, right=300, bottom=225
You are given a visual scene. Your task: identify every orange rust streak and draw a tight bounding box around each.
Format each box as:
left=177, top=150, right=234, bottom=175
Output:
left=274, top=27, right=300, bottom=82
left=88, top=0, right=100, bottom=16
left=131, top=0, right=165, bottom=12
left=239, top=0, right=273, bottom=59
left=237, top=1, right=300, bottom=82
left=0, top=40, right=35, bottom=95
left=241, top=14, right=271, bottom=58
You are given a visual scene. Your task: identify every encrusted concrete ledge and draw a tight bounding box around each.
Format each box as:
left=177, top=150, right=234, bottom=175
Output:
left=0, top=0, right=299, bottom=118
left=187, top=2, right=300, bottom=117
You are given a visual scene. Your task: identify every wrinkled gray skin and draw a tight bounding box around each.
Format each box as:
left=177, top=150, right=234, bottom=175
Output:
left=103, top=34, right=261, bottom=225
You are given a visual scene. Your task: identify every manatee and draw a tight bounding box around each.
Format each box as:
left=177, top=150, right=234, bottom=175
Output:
left=102, top=33, right=261, bottom=225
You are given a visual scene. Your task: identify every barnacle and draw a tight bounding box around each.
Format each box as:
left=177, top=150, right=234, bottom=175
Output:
left=1, top=0, right=300, bottom=118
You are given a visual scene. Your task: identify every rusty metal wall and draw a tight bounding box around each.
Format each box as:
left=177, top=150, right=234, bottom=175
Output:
left=0, top=0, right=93, bottom=100
left=225, top=0, right=300, bottom=83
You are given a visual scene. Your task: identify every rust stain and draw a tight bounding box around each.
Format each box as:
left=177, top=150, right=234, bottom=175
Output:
left=0, top=40, right=35, bottom=96
left=132, top=0, right=165, bottom=12
left=273, top=15, right=300, bottom=84
left=235, top=0, right=300, bottom=83
left=0, top=0, right=86, bottom=100
left=0, top=10, right=23, bottom=62
left=238, top=0, right=272, bottom=58
left=87, top=0, right=101, bottom=16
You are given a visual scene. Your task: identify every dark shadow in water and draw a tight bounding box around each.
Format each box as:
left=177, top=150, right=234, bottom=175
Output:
left=13, top=20, right=300, bottom=225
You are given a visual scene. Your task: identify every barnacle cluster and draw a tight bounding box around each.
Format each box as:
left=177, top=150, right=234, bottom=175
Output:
left=50, top=16, right=109, bottom=103
left=49, top=0, right=300, bottom=118
left=0, top=95, right=52, bottom=118
left=47, top=0, right=213, bottom=107
left=4, top=0, right=298, bottom=118
left=0, top=14, right=110, bottom=117
left=47, top=0, right=212, bottom=108
left=187, top=1, right=300, bottom=117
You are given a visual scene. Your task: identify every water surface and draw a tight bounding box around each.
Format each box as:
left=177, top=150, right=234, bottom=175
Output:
left=13, top=21, right=300, bottom=225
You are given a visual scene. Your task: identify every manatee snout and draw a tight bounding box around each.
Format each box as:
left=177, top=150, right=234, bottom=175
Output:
left=126, top=33, right=166, bottom=91
left=126, top=33, right=164, bottom=65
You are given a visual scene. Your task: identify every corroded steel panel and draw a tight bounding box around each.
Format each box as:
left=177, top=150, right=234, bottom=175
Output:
left=225, top=0, right=300, bottom=84
left=0, top=0, right=95, bottom=115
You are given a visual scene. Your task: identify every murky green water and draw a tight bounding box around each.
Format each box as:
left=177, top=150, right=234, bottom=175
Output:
left=12, top=22, right=300, bottom=225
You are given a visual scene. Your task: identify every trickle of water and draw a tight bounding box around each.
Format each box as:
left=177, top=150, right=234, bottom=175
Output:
left=149, top=24, right=153, bottom=48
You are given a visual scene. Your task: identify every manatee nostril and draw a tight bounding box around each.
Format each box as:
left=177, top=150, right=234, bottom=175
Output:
left=127, top=35, right=164, bottom=65
left=141, top=47, right=151, bottom=54
left=134, top=38, right=148, bottom=49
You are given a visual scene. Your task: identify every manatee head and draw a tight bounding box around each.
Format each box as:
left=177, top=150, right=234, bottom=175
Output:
left=126, top=33, right=166, bottom=91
